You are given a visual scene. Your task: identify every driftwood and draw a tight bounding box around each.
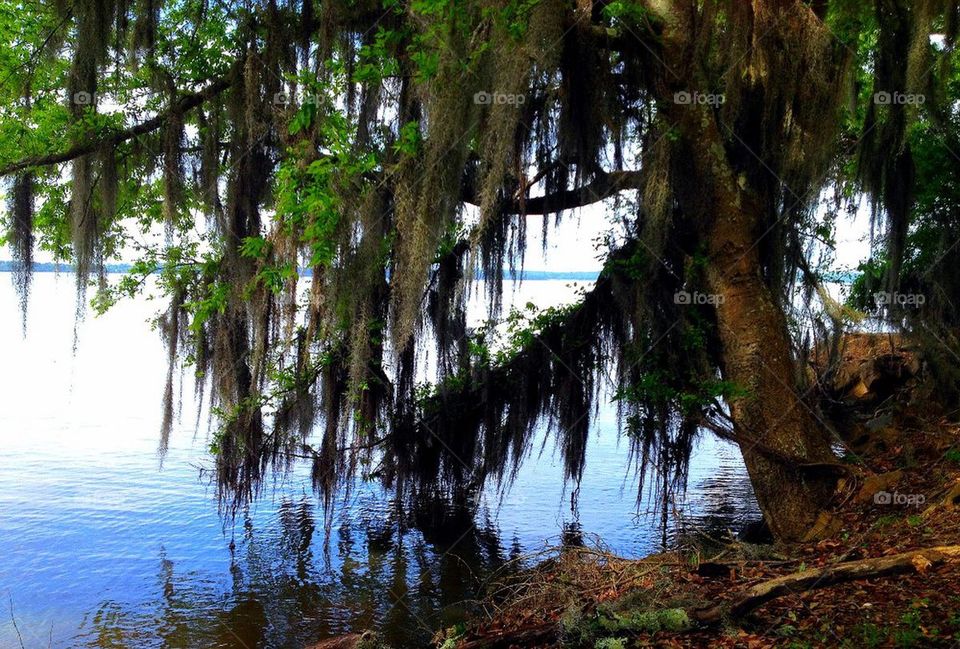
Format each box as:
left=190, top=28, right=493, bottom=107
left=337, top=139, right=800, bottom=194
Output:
left=691, top=545, right=960, bottom=624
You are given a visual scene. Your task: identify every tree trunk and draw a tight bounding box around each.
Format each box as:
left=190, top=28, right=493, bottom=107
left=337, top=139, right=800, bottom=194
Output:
left=708, top=225, right=838, bottom=540
left=664, top=99, right=838, bottom=541
left=701, top=169, right=837, bottom=543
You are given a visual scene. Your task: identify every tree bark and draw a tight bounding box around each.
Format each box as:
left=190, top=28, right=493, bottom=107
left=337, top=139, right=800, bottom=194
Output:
left=669, top=105, right=838, bottom=542
left=705, top=198, right=837, bottom=541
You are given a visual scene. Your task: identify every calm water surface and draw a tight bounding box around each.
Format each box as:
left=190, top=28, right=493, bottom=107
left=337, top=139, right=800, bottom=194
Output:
left=0, top=274, right=758, bottom=648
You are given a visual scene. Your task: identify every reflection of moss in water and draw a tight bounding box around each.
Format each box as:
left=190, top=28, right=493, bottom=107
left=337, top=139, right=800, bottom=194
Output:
left=215, top=598, right=267, bottom=647
left=80, top=577, right=266, bottom=648
left=76, top=495, right=511, bottom=648
left=74, top=479, right=750, bottom=647
left=87, top=601, right=129, bottom=648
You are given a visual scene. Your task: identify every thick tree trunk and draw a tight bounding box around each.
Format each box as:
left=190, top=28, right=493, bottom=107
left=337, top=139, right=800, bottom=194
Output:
left=701, top=174, right=837, bottom=542
left=658, top=58, right=839, bottom=539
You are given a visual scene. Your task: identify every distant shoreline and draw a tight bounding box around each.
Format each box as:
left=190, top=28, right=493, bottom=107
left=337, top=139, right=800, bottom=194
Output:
left=0, top=261, right=602, bottom=282
left=0, top=262, right=860, bottom=284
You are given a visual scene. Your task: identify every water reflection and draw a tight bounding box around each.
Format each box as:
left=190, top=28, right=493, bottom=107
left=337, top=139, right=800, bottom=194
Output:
left=670, top=442, right=762, bottom=548
left=70, top=458, right=758, bottom=649
left=71, top=497, right=512, bottom=648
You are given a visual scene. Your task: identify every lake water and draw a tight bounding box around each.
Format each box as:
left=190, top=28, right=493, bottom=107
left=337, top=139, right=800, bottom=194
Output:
left=0, top=273, right=758, bottom=648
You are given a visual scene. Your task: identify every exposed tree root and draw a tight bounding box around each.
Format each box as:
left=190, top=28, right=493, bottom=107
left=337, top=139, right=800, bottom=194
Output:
left=690, top=545, right=960, bottom=624
left=923, top=481, right=960, bottom=517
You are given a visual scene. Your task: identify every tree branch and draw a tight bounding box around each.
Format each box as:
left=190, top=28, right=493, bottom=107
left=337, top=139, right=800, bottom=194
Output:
left=462, top=169, right=643, bottom=215
left=0, top=78, right=230, bottom=177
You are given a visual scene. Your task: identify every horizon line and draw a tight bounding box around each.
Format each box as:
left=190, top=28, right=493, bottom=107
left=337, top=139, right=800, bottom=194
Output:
left=0, top=261, right=602, bottom=281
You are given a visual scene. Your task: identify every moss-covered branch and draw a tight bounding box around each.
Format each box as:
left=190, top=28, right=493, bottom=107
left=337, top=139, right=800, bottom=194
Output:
left=0, top=77, right=229, bottom=177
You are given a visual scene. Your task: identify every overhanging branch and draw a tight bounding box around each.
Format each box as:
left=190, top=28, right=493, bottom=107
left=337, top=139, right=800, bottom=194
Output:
left=462, top=169, right=643, bottom=215
left=0, top=77, right=230, bottom=177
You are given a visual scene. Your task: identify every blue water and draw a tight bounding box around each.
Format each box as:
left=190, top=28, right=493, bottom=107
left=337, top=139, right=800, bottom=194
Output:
left=0, top=274, right=758, bottom=648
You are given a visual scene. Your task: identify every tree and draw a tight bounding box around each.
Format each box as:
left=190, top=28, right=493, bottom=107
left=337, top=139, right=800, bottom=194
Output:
left=1, top=0, right=956, bottom=541
left=850, top=59, right=960, bottom=406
